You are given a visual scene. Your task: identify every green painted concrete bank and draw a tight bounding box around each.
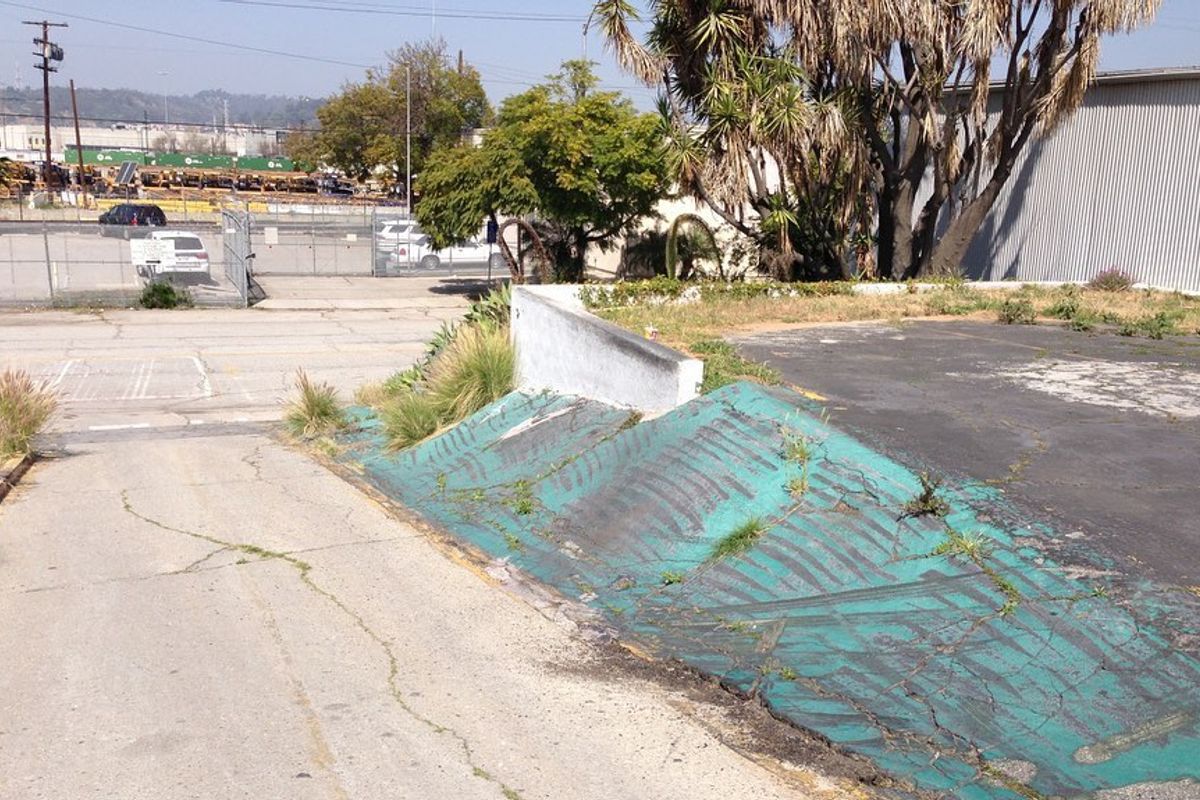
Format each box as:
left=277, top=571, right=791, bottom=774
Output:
left=337, top=383, right=1200, bottom=799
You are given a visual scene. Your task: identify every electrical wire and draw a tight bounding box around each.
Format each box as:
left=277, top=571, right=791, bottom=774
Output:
left=217, top=0, right=583, bottom=23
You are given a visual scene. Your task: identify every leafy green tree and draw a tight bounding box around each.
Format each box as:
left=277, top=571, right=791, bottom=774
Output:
left=303, top=40, right=491, bottom=185
left=417, top=60, right=668, bottom=281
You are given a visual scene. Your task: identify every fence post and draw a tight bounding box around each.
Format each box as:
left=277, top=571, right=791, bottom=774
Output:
left=41, top=219, right=54, bottom=303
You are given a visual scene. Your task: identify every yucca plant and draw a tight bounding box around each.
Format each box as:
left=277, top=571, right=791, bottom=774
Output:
left=0, top=369, right=57, bottom=459
left=284, top=369, right=347, bottom=439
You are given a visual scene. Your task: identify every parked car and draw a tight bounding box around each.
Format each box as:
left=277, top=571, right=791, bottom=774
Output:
left=136, top=230, right=210, bottom=278
left=385, top=234, right=505, bottom=271
left=98, top=203, right=167, bottom=238
left=374, top=219, right=422, bottom=250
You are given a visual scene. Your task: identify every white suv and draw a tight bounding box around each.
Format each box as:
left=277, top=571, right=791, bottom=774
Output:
left=138, top=230, right=211, bottom=277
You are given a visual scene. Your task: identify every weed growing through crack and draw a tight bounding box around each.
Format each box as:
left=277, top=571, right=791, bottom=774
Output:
left=660, top=570, right=686, bottom=586
left=901, top=472, right=951, bottom=519
left=710, top=517, right=769, bottom=560
left=932, top=529, right=993, bottom=561
left=931, top=527, right=1022, bottom=616
left=503, top=533, right=524, bottom=552
left=787, top=475, right=809, bottom=499
left=781, top=427, right=811, bottom=464
left=617, top=411, right=643, bottom=431
left=435, top=472, right=447, bottom=494
left=777, top=666, right=798, bottom=681
left=505, top=480, right=536, bottom=516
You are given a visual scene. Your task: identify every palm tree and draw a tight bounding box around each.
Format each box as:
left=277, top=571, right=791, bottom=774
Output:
left=595, top=0, right=1162, bottom=279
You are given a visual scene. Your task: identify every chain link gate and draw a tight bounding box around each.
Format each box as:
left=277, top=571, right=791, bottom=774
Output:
left=221, top=208, right=251, bottom=307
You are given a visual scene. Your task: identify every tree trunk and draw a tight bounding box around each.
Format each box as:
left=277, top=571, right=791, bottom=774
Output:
left=892, top=184, right=916, bottom=281
left=925, top=169, right=1009, bottom=277
left=570, top=226, right=589, bottom=283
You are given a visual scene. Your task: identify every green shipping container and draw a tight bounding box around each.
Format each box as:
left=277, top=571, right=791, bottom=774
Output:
left=147, top=152, right=236, bottom=170
left=234, top=156, right=296, bottom=172
left=65, top=147, right=147, bottom=166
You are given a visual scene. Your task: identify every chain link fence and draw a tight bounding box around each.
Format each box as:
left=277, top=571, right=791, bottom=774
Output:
left=0, top=197, right=500, bottom=307
left=0, top=215, right=246, bottom=308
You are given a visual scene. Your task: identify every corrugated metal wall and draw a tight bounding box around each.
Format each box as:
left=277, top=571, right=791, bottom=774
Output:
left=962, top=77, right=1200, bottom=291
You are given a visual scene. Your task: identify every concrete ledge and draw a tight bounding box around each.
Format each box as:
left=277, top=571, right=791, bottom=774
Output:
left=511, top=285, right=703, bottom=413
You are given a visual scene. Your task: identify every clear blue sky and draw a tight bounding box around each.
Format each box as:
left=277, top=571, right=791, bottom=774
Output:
left=0, top=0, right=1197, bottom=106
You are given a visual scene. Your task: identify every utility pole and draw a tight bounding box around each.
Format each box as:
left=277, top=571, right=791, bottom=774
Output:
left=24, top=20, right=67, bottom=189
left=405, top=63, right=412, bottom=219
left=69, top=79, right=84, bottom=197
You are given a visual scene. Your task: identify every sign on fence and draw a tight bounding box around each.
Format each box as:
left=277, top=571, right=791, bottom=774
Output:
left=130, top=239, right=176, bottom=271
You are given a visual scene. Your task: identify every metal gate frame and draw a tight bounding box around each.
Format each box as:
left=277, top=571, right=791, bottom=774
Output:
left=221, top=208, right=251, bottom=307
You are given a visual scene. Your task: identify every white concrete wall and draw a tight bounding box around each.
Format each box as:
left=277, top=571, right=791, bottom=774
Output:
left=511, top=285, right=704, bottom=414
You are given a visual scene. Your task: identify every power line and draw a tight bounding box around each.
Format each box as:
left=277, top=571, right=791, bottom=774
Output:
left=216, top=0, right=583, bottom=23
left=0, top=0, right=376, bottom=70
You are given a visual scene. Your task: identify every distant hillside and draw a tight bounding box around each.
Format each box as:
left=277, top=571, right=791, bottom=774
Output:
left=0, top=86, right=323, bottom=130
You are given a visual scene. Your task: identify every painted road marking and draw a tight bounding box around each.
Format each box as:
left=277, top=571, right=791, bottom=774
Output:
left=34, top=357, right=214, bottom=404
left=88, top=423, right=152, bottom=432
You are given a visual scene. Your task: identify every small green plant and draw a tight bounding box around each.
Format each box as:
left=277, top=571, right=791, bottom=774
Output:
left=507, top=480, right=535, bottom=516
left=901, top=472, right=951, bottom=519
left=932, top=529, right=994, bottom=561
left=787, top=475, right=809, bottom=499
left=710, top=516, right=769, bottom=560
left=435, top=472, right=448, bottom=494
left=689, top=339, right=780, bottom=393
left=138, top=279, right=193, bottom=309
left=781, top=428, right=810, bottom=464
left=1067, top=311, right=1099, bottom=332
left=503, top=532, right=524, bottom=552
left=777, top=666, right=798, bottom=681
left=464, top=283, right=512, bottom=328
left=284, top=369, right=347, bottom=440
left=1045, top=287, right=1081, bottom=320
left=660, top=570, right=686, bottom=585
left=1087, top=267, right=1134, bottom=292
left=1118, top=311, right=1180, bottom=339
left=997, top=297, right=1036, bottom=325
left=0, top=369, right=58, bottom=459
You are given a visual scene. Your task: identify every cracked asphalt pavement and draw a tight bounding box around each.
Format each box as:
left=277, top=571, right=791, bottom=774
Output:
left=0, top=283, right=835, bottom=800
left=737, top=320, right=1200, bottom=589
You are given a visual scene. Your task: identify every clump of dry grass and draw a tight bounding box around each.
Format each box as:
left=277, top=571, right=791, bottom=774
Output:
left=381, top=324, right=516, bottom=449
left=284, top=369, right=347, bottom=440
left=0, top=369, right=57, bottom=459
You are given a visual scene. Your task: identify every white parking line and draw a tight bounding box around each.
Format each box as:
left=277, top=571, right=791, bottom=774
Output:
left=87, top=423, right=152, bottom=432
left=48, top=359, right=75, bottom=390
left=191, top=356, right=214, bottom=398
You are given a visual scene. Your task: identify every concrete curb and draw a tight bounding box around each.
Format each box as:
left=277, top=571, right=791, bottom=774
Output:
left=0, top=453, right=34, bottom=504
left=511, top=285, right=703, bottom=414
